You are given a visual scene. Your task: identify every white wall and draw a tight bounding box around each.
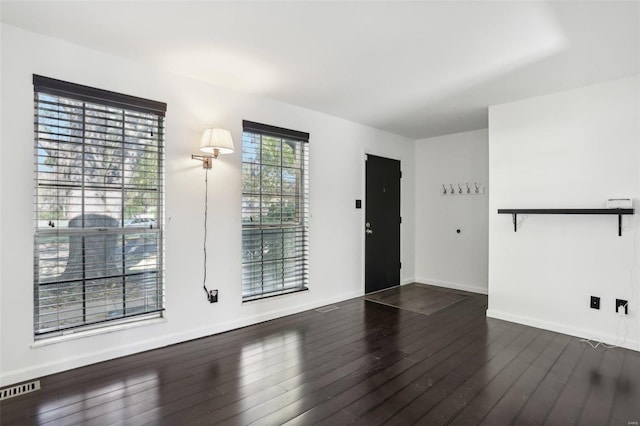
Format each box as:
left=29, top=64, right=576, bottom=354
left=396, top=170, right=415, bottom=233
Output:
left=488, top=74, right=640, bottom=351
left=414, top=130, right=489, bottom=294
left=0, top=24, right=415, bottom=386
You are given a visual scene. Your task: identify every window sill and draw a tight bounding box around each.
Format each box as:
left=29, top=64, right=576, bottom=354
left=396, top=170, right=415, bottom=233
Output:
left=31, top=317, right=167, bottom=348
left=242, top=286, right=309, bottom=303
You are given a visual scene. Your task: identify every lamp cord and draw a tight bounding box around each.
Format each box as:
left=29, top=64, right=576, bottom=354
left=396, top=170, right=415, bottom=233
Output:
left=203, top=168, right=209, bottom=298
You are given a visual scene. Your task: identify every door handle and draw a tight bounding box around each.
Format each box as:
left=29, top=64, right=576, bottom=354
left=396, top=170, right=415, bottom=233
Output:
left=366, top=229, right=373, bottom=234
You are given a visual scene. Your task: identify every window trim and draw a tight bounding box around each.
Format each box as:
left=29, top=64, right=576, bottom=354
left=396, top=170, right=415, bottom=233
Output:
left=31, top=314, right=167, bottom=347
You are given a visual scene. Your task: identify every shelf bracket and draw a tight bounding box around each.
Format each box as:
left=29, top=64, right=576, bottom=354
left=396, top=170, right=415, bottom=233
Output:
left=618, top=213, right=622, bottom=237
left=512, top=213, right=517, bottom=232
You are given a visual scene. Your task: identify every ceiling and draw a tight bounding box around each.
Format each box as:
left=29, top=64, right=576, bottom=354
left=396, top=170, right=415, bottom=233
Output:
left=1, top=1, right=638, bottom=139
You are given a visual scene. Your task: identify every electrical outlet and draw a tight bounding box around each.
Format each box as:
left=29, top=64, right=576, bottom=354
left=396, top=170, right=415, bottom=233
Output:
left=208, top=290, right=218, bottom=303
left=616, top=299, right=628, bottom=314
left=590, top=296, right=600, bottom=310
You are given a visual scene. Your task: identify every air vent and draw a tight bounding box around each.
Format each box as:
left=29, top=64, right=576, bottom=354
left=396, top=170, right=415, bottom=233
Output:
left=0, top=380, right=40, bottom=401
left=316, top=305, right=339, bottom=314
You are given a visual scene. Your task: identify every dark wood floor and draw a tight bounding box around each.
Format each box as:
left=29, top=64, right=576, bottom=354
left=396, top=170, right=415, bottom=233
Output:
left=1, top=289, right=639, bottom=425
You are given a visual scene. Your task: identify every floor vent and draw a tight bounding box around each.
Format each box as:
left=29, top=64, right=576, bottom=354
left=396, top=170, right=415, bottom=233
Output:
left=316, top=305, right=339, bottom=313
left=0, top=380, right=41, bottom=401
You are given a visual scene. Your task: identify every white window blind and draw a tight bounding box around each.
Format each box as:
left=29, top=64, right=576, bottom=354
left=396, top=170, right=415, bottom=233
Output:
left=241, top=120, right=309, bottom=301
left=33, top=75, right=166, bottom=337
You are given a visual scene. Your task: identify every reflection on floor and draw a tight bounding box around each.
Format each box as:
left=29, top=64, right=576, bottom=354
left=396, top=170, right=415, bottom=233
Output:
left=1, top=290, right=639, bottom=424
left=363, top=282, right=469, bottom=315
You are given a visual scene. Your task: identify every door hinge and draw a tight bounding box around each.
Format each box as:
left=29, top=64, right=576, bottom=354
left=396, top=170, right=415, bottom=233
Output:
left=400, top=170, right=403, bottom=179
left=399, top=217, right=402, bottom=224
left=400, top=262, right=402, bottom=269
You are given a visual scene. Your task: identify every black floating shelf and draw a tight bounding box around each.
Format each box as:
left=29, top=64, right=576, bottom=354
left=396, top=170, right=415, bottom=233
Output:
left=497, top=208, right=635, bottom=236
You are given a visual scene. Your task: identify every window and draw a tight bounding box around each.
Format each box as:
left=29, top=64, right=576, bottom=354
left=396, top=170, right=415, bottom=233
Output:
left=241, top=120, right=309, bottom=301
left=33, top=75, right=166, bottom=337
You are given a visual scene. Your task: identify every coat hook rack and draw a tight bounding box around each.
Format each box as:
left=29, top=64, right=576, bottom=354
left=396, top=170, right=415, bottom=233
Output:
left=441, top=182, right=486, bottom=196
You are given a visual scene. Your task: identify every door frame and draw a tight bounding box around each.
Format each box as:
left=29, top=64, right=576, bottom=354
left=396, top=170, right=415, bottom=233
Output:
left=361, top=150, right=402, bottom=294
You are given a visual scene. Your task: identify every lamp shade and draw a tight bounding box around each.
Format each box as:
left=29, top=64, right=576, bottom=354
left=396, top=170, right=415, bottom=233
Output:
left=200, top=128, right=234, bottom=154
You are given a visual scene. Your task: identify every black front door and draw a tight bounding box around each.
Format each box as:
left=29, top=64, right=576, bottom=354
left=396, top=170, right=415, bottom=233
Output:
left=365, top=154, right=401, bottom=294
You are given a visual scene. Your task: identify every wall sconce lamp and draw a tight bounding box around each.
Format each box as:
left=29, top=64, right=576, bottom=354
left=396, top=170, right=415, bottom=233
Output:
left=192, top=128, right=235, bottom=168
left=194, top=128, right=234, bottom=303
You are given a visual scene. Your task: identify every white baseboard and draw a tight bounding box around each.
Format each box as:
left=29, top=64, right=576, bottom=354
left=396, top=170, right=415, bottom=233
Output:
left=486, top=309, right=640, bottom=352
left=0, top=290, right=363, bottom=387
left=415, top=277, right=488, bottom=295
left=401, top=277, right=415, bottom=285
